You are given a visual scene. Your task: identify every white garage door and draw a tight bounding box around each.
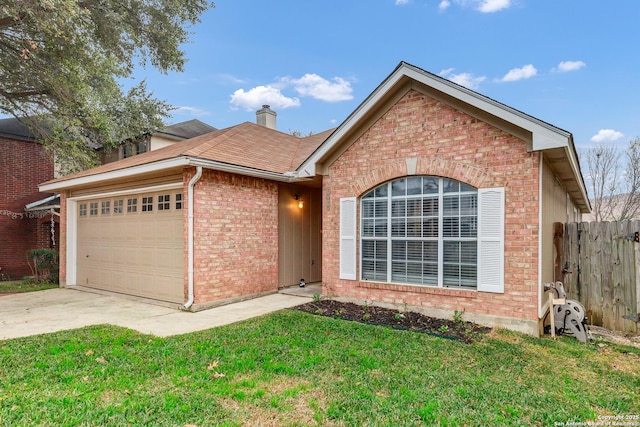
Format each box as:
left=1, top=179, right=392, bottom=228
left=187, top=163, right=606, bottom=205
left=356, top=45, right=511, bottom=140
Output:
left=76, top=190, right=184, bottom=303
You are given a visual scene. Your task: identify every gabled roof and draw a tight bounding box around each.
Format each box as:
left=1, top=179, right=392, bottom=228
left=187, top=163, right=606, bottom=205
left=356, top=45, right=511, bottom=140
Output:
left=298, top=61, right=590, bottom=212
left=40, top=122, right=333, bottom=191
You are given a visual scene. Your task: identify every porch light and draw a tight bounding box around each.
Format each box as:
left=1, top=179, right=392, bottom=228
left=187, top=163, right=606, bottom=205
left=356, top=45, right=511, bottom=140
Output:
left=294, top=194, right=304, bottom=209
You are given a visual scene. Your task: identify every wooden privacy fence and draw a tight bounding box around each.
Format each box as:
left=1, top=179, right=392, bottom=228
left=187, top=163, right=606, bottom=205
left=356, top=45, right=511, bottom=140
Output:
left=560, top=220, right=640, bottom=333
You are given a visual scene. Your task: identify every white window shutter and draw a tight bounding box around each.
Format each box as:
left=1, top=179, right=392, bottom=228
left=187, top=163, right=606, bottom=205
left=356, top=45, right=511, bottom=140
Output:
left=339, top=197, right=357, bottom=280
left=477, top=188, right=505, bottom=293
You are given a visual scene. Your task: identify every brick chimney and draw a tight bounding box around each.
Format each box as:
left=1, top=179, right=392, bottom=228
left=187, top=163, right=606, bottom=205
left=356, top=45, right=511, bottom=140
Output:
left=256, top=105, right=277, bottom=130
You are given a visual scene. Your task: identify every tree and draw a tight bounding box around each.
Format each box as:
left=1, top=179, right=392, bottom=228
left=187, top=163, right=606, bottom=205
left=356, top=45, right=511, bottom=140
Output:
left=582, top=138, right=640, bottom=221
left=0, top=0, right=213, bottom=173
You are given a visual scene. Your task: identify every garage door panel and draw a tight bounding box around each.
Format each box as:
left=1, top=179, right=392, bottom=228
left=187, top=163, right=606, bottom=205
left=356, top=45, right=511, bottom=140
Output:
left=76, top=190, right=184, bottom=303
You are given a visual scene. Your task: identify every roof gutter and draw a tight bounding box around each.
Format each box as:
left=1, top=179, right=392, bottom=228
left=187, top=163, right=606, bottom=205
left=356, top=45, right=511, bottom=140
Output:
left=184, top=166, right=203, bottom=310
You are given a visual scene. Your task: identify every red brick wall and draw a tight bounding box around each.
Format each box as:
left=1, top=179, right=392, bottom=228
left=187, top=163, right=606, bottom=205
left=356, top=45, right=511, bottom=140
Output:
left=0, top=137, right=55, bottom=278
left=323, top=90, right=540, bottom=327
left=190, top=169, right=279, bottom=304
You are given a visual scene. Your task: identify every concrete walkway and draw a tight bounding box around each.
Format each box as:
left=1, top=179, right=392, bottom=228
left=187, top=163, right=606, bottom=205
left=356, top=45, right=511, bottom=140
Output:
left=0, top=287, right=315, bottom=340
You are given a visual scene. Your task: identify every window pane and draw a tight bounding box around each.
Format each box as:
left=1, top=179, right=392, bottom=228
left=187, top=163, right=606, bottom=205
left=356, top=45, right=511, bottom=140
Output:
left=460, top=217, right=477, bottom=237
left=407, top=218, right=421, bottom=237
left=362, top=219, right=374, bottom=237
left=423, top=177, right=438, bottom=194
left=374, top=200, right=387, bottom=218
left=443, top=217, right=459, bottom=237
left=391, top=200, right=405, bottom=217
left=391, top=179, right=406, bottom=196
left=442, top=179, right=459, bottom=193
left=406, top=198, right=421, bottom=217
left=407, top=241, right=422, bottom=261
left=423, top=218, right=438, bottom=237
left=423, top=263, right=438, bottom=284
left=423, top=197, right=438, bottom=216
left=392, top=241, right=406, bottom=260
left=406, top=177, right=422, bottom=195
left=374, top=185, right=388, bottom=198
left=460, top=241, right=477, bottom=264
left=406, top=263, right=423, bottom=284
left=460, top=194, right=477, bottom=215
left=460, top=182, right=475, bottom=193
left=391, top=262, right=406, bottom=282
left=362, top=200, right=375, bottom=218
left=374, top=219, right=387, bottom=237
left=443, top=195, right=459, bottom=216
left=391, top=218, right=406, bottom=237
left=424, top=241, right=438, bottom=263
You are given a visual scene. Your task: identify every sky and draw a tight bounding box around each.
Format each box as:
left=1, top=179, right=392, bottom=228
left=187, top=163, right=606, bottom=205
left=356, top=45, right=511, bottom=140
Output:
left=135, top=0, right=640, bottom=154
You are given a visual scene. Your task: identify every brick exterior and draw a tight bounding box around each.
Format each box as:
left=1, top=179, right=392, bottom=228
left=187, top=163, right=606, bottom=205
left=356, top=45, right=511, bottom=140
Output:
left=322, top=90, right=541, bottom=330
left=189, top=168, right=279, bottom=304
left=0, top=137, right=55, bottom=278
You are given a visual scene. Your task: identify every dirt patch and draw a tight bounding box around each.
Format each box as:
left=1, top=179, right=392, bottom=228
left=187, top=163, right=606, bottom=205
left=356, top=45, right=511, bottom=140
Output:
left=590, top=325, right=640, bottom=349
left=294, top=300, right=490, bottom=343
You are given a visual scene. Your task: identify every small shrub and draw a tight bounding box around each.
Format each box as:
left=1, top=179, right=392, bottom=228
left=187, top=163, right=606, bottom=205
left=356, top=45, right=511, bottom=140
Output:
left=453, top=310, right=464, bottom=324
left=439, top=325, right=449, bottom=334
left=27, top=249, right=59, bottom=283
left=312, top=293, right=322, bottom=303
left=395, top=312, right=405, bottom=321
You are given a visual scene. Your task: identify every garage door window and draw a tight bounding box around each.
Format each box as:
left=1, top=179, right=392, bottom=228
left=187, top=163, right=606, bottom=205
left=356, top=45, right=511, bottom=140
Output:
left=79, top=203, right=87, bottom=217
left=158, top=195, right=171, bottom=211
left=127, top=198, right=137, bottom=213
left=90, top=202, right=98, bottom=216
left=113, top=200, right=123, bottom=214
left=142, top=196, right=153, bottom=212
left=176, top=193, right=183, bottom=210
left=101, top=201, right=110, bottom=215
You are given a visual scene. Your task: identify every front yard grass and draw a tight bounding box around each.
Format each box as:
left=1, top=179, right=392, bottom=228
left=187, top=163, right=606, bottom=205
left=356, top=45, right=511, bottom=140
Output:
left=1, top=310, right=639, bottom=426
left=0, top=280, right=57, bottom=294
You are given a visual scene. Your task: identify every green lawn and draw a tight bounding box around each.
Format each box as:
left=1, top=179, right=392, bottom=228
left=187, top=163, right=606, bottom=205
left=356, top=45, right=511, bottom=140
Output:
left=0, top=280, right=58, bottom=294
left=1, top=310, right=638, bottom=426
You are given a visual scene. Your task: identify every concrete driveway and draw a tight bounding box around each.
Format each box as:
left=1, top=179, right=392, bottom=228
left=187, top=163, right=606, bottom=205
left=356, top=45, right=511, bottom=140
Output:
left=0, top=287, right=313, bottom=340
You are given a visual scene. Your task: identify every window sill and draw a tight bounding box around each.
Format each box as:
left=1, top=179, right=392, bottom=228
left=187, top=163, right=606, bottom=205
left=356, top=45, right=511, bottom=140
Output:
left=358, top=281, right=478, bottom=299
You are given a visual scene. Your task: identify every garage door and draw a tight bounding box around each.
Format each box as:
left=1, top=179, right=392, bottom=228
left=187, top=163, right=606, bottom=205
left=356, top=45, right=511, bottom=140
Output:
left=76, top=190, right=184, bottom=303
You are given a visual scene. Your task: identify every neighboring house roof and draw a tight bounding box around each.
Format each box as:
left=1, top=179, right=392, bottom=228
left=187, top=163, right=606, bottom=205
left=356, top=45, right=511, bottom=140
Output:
left=0, top=116, right=216, bottom=146
left=0, top=117, right=39, bottom=141
left=156, top=119, right=217, bottom=140
left=299, top=61, right=591, bottom=212
left=40, top=122, right=334, bottom=190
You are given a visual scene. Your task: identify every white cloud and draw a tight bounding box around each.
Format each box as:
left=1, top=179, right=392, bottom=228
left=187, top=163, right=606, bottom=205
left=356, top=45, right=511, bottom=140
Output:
left=477, top=0, right=511, bottom=12
left=439, top=0, right=451, bottom=11
left=173, top=106, right=212, bottom=117
left=283, top=74, right=354, bottom=102
left=591, top=129, right=624, bottom=143
left=554, top=60, right=586, bottom=73
left=395, top=0, right=410, bottom=5
left=440, top=68, right=486, bottom=89
left=500, top=64, right=537, bottom=82
left=230, top=85, right=301, bottom=112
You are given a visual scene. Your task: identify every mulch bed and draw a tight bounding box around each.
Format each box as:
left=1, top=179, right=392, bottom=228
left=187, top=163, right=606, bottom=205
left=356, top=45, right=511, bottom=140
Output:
left=294, top=299, right=491, bottom=343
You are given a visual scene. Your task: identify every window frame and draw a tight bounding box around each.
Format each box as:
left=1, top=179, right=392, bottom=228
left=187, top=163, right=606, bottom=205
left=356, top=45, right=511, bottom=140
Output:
left=360, top=176, right=479, bottom=289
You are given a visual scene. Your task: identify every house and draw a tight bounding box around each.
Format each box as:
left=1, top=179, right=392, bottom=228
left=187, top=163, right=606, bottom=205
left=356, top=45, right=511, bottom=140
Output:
left=0, top=118, right=57, bottom=278
left=0, top=117, right=214, bottom=279
left=40, top=62, right=590, bottom=336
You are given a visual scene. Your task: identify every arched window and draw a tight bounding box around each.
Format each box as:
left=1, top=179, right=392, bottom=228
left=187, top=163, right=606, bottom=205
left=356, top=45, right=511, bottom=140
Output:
left=361, top=176, right=478, bottom=288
